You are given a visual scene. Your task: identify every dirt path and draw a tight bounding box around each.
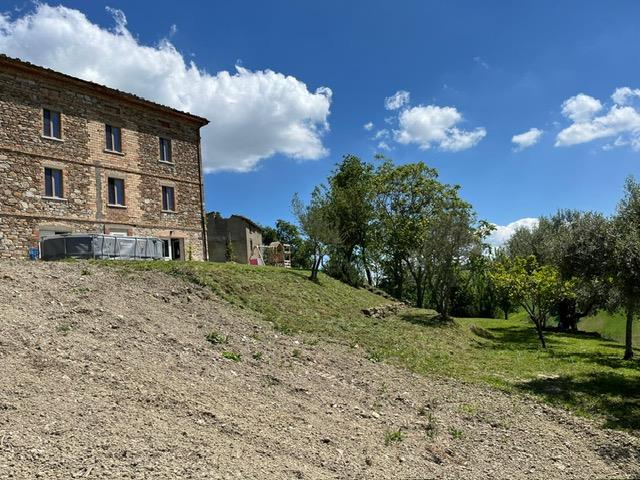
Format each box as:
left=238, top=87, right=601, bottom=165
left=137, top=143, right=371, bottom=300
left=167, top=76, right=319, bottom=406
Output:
left=0, top=261, right=638, bottom=479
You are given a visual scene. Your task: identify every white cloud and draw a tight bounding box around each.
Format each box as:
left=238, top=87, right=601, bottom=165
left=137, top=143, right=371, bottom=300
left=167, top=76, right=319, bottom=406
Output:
left=374, top=129, right=389, bottom=140
left=384, top=90, right=410, bottom=110
left=377, top=141, right=391, bottom=151
left=512, top=128, right=543, bottom=151
left=395, top=105, right=486, bottom=151
left=611, top=87, right=640, bottom=106
left=560, top=93, right=602, bottom=123
left=363, top=122, right=374, bottom=131
left=0, top=5, right=332, bottom=172
left=487, top=217, right=539, bottom=247
left=556, top=88, right=640, bottom=149
left=556, top=105, right=640, bottom=148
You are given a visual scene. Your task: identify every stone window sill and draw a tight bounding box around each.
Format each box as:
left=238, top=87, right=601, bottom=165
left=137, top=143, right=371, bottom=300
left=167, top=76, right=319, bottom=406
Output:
left=159, top=160, right=175, bottom=166
left=107, top=204, right=127, bottom=209
left=104, top=149, right=125, bottom=156
left=41, top=135, right=64, bottom=143
left=41, top=195, right=67, bottom=202
left=162, top=210, right=176, bottom=214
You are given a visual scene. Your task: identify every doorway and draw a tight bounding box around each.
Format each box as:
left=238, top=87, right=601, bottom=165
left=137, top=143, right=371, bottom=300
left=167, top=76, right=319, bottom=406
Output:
left=170, top=238, right=182, bottom=260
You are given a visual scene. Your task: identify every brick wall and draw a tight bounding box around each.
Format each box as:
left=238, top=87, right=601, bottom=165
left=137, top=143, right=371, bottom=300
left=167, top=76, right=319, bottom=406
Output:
left=0, top=60, right=207, bottom=260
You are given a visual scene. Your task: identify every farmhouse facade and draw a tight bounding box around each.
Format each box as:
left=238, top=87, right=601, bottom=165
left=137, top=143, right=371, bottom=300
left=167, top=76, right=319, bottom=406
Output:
left=0, top=55, right=209, bottom=260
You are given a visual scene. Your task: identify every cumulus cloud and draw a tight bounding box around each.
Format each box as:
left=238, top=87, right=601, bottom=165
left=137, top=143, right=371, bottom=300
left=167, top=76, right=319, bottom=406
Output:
left=560, top=93, right=602, bottom=122
left=0, top=4, right=332, bottom=172
left=611, top=87, right=640, bottom=106
left=487, top=217, right=539, bottom=247
left=384, top=90, right=410, bottom=110
left=556, top=89, right=640, bottom=149
left=363, top=122, right=374, bottom=131
left=395, top=105, right=486, bottom=152
left=512, top=128, right=543, bottom=151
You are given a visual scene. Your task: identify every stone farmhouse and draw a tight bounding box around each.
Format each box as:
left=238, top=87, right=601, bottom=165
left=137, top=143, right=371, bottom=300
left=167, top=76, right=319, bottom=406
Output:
left=0, top=55, right=209, bottom=260
left=206, top=212, right=263, bottom=264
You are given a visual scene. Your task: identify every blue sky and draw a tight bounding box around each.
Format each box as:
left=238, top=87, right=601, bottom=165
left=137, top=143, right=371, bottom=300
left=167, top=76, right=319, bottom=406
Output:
left=2, top=1, right=640, bottom=239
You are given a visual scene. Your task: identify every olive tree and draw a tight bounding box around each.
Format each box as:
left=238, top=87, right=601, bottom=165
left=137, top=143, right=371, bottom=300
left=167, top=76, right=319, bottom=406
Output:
left=292, top=188, right=338, bottom=281
left=611, top=176, right=640, bottom=360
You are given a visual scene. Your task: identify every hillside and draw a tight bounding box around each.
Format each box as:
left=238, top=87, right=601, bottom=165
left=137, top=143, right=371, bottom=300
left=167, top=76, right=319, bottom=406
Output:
left=581, top=310, right=640, bottom=346
left=118, top=261, right=640, bottom=431
left=1, top=261, right=639, bottom=479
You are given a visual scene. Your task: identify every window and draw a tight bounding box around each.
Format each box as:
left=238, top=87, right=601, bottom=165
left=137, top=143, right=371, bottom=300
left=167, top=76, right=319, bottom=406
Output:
left=105, top=124, right=122, bottom=152
left=108, top=177, right=125, bottom=206
left=159, top=137, right=172, bottom=162
left=44, top=168, right=63, bottom=198
left=162, top=185, right=175, bottom=211
left=43, top=109, right=61, bottom=139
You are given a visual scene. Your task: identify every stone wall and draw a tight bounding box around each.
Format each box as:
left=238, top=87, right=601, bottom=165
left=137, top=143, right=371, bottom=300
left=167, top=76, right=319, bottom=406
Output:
left=206, top=213, right=262, bottom=264
left=0, top=60, right=207, bottom=260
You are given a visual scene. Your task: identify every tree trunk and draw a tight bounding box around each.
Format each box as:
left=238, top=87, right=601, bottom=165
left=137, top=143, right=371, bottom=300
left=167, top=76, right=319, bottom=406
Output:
left=624, top=305, right=634, bottom=360
left=310, top=254, right=322, bottom=281
left=361, top=248, right=373, bottom=286
left=534, top=318, right=546, bottom=348
left=415, top=282, right=425, bottom=309
left=394, top=263, right=404, bottom=300
left=504, top=310, right=508, bottom=320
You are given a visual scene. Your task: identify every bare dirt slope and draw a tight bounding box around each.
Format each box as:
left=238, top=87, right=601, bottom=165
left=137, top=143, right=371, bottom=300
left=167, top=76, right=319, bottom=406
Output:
left=0, top=261, right=638, bottom=479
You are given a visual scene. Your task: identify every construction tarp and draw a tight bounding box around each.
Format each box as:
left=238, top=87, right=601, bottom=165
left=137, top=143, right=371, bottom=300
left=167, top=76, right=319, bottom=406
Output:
left=40, top=234, right=164, bottom=261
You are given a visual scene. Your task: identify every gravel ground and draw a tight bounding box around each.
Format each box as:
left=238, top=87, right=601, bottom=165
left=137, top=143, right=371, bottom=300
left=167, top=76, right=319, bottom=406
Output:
left=0, top=261, right=638, bottom=479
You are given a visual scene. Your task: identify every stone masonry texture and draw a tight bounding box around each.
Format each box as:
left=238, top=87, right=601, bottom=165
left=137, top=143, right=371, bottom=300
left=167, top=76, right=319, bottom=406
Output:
left=0, top=56, right=208, bottom=260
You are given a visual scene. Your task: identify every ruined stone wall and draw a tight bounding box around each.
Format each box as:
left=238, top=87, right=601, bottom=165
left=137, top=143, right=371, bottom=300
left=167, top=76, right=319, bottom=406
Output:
left=0, top=63, right=206, bottom=259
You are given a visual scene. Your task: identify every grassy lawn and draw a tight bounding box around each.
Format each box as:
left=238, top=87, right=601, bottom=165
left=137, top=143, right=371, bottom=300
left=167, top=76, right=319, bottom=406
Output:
left=109, top=261, right=640, bottom=432
left=581, top=310, right=640, bottom=346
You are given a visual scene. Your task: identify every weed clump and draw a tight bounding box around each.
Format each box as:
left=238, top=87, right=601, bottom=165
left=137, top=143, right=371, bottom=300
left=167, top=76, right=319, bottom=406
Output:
left=222, top=351, right=241, bottom=362
left=384, top=429, right=405, bottom=446
left=205, top=331, right=228, bottom=345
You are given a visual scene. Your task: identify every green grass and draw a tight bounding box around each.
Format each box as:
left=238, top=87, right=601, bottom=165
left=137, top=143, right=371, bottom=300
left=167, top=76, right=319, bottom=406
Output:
left=581, top=310, right=640, bottom=346
left=221, top=351, right=242, bottom=362
left=384, top=429, right=405, bottom=446
left=106, top=261, right=640, bottom=432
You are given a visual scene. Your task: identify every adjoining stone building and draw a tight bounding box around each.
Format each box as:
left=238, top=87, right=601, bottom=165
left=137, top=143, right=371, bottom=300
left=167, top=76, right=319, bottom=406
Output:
left=206, top=212, right=263, bottom=264
left=0, top=55, right=209, bottom=260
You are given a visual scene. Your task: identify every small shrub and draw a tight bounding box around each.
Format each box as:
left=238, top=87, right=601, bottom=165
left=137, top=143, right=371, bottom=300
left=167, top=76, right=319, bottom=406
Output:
left=292, top=349, right=301, bottom=358
left=384, top=429, right=405, bottom=446
left=205, top=331, right=228, bottom=345
left=56, top=323, right=72, bottom=335
left=449, top=427, right=463, bottom=440
left=221, top=351, right=241, bottom=362
left=81, top=266, right=91, bottom=276
left=252, top=351, right=263, bottom=361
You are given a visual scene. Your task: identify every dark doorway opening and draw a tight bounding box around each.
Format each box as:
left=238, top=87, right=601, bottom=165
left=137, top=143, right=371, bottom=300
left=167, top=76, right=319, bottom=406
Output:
left=171, top=238, right=182, bottom=260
